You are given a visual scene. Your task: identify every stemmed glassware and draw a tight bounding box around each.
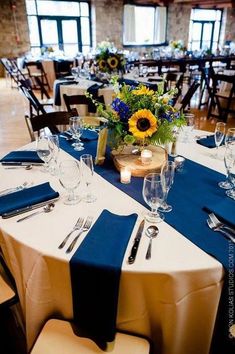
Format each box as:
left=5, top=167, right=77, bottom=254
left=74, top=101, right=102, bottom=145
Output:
left=225, top=128, right=235, bottom=146
left=218, top=141, right=234, bottom=189
left=59, top=160, right=81, bottom=205
left=225, top=142, right=235, bottom=200
left=36, top=136, right=53, bottom=172
left=182, top=113, right=195, bottom=143
left=159, top=161, right=175, bottom=212
left=214, top=122, right=226, bottom=158
left=142, top=173, right=165, bottom=223
left=69, top=116, right=84, bottom=151
left=80, top=154, right=97, bottom=203
left=48, top=135, right=60, bottom=175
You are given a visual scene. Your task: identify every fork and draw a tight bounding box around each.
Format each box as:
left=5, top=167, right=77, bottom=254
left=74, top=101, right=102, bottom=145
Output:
left=0, top=181, right=32, bottom=197
left=66, top=216, right=93, bottom=253
left=207, top=218, right=235, bottom=243
left=208, top=213, right=235, bottom=236
left=58, top=217, right=84, bottom=249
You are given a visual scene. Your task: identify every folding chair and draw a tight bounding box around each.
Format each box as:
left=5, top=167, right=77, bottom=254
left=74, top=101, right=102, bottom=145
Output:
left=175, top=80, right=200, bottom=112
left=25, top=61, right=50, bottom=99
left=30, top=319, right=151, bottom=354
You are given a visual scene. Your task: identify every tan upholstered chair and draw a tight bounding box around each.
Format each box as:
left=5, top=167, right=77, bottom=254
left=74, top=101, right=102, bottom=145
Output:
left=30, top=319, right=151, bottom=354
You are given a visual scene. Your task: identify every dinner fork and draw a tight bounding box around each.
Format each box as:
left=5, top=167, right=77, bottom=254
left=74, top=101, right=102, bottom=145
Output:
left=208, top=213, right=235, bottom=236
left=66, top=216, right=93, bottom=253
left=0, top=181, right=32, bottom=197
left=207, top=218, right=235, bottom=243
left=58, top=217, right=84, bottom=249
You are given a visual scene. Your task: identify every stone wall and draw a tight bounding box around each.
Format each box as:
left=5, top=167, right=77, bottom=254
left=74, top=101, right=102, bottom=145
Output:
left=167, top=3, right=191, bottom=47
left=91, top=0, right=123, bottom=48
left=0, top=0, right=30, bottom=58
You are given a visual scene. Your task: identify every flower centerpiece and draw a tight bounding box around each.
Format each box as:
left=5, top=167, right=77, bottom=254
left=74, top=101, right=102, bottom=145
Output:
left=170, top=40, right=187, bottom=52
left=90, top=76, right=185, bottom=151
left=95, top=41, right=125, bottom=74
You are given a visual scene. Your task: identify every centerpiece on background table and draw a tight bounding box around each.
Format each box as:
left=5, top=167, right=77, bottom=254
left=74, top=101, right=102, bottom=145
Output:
left=95, top=41, right=125, bottom=79
left=87, top=76, right=185, bottom=176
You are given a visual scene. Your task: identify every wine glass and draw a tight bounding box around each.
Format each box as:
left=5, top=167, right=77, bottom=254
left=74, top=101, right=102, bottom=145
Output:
left=69, top=116, right=84, bottom=151
left=80, top=154, right=96, bottom=203
left=218, top=141, right=234, bottom=189
left=59, top=160, right=81, bottom=205
left=159, top=161, right=175, bottom=212
left=225, top=128, right=235, bottom=146
left=71, top=67, right=79, bottom=81
left=225, top=143, right=235, bottom=200
left=214, top=122, right=226, bottom=158
left=142, top=173, right=165, bottom=223
left=48, top=135, right=60, bottom=175
left=182, top=113, right=195, bottom=143
left=36, top=136, right=53, bottom=172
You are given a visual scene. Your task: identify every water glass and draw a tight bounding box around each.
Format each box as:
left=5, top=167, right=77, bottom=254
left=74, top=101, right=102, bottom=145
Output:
left=59, top=160, right=81, bottom=205
left=225, top=143, right=235, bottom=200
left=159, top=161, right=175, bottom=212
left=225, top=128, right=235, bottom=146
left=69, top=116, right=84, bottom=151
left=182, top=113, right=195, bottom=143
left=142, top=173, right=165, bottom=223
left=36, top=136, right=53, bottom=172
left=80, top=154, right=96, bottom=203
left=48, top=135, right=60, bottom=175
left=214, top=122, right=226, bottom=158
left=218, top=141, right=234, bottom=189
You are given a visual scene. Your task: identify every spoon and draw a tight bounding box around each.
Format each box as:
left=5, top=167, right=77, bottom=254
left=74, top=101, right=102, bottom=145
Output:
left=145, top=225, right=159, bottom=260
left=16, top=203, right=55, bottom=223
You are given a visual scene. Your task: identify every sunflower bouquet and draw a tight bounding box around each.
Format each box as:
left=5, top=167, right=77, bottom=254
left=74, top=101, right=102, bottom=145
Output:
left=95, top=41, right=125, bottom=74
left=92, top=77, right=185, bottom=150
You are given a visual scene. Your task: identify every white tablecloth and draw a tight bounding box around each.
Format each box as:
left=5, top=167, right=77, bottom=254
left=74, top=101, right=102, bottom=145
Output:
left=0, top=133, right=225, bottom=353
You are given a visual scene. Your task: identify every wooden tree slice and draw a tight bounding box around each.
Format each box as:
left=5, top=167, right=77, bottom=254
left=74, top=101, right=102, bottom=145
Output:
left=111, top=145, right=167, bottom=177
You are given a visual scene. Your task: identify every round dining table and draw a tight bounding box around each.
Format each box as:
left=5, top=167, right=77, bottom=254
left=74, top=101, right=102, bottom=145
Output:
left=0, top=131, right=226, bottom=354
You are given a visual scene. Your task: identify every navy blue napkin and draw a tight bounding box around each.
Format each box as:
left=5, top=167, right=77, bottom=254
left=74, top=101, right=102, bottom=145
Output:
left=54, top=80, right=76, bottom=106
left=0, top=182, right=59, bottom=215
left=197, top=135, right=225, bottom=148
left=87, top=84, right=102, bottom=113
left=203, top=198, right=235, bottom=228
left=81, top=129, right=98, bottom=141
left=1, top=151, right=43, bottom=163
left=70, top=209, right=137, bottom=343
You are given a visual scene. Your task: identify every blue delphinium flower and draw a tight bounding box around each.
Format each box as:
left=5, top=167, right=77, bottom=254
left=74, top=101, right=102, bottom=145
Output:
left=112, top=98, right=130, bottom=122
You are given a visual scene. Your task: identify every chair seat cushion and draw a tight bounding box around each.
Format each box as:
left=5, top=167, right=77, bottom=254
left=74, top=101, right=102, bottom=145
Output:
left=31, top=319, right=150, bottom=354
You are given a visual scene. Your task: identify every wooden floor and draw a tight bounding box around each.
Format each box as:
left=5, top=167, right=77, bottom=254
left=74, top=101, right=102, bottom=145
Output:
left=0, top=77, right=234, bottom=157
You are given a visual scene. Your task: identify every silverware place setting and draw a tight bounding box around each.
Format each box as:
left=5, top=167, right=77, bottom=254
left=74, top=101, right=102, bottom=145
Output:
left=0, top=181, right=33, bottom=197
left=16, top=203, right=55, bottom=222
left=66, top=216, right=93, bottom=253
left=207, top=217, right=235, bottom=243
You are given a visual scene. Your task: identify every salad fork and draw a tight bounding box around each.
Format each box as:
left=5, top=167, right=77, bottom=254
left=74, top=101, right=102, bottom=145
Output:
left=208, top=213, right=235, bottom=236
left=66, top=216, right=93, bottom=253
left=58, top=217, right=84, bottom=249
left=0, top=181, right=33, bottom=197
left=207, top=218, right=235, bottom=243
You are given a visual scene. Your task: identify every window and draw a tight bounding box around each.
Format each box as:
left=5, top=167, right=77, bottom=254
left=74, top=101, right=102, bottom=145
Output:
left=188, top=8, right=222, bottom=53
left=123, top=4, right=167, bottom=46
left=26, top=0, right=91, bottom=56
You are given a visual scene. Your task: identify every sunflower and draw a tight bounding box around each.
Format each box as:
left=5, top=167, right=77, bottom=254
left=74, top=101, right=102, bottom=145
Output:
left=129, top=109, right=157, bottom=139
left=98, top=59, right=106, bottom=71
left=132, top=86, right=154, bottom=96
left=107, top=56, right=119, bottom=69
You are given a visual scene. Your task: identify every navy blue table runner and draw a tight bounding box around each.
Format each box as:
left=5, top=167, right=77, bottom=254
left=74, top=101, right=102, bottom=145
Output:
left=60, top=137, right=235, bottom=353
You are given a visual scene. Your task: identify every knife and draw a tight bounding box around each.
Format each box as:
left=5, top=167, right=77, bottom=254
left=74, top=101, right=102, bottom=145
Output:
left=1, top=197, right=59, bottom=219
left=128, top=219, right=145, bottom=264
left=1, top=162, right=43, bottom=166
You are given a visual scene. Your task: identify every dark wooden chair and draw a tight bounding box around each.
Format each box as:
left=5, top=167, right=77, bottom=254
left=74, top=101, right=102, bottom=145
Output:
left=25, top=61, right=50, bottom=99
left=207, top=73, right=235, bottom=122
left=63, top=93, right=105, bottom=114
left=175, top=80, right=200, bottom=112
left=0, top=254, right=18, bottom=310
left=25, top=109, right=78, bottom=141
left=163, top=72, right=183, bottom=105
left=198, top=67, right=215, bottom=109
left=1, top=58, right=27, bottom=87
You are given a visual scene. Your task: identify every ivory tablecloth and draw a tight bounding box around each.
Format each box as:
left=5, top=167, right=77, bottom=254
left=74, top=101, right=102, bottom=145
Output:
left=0, top=132, right=225, bottom=354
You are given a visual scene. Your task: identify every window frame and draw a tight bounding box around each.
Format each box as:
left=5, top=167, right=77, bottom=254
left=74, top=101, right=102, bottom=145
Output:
left=26, top=0, right=92, bottom=54
left=122, top=3, right=168, bottom=47
left=188, top=8, right=223, bottom=52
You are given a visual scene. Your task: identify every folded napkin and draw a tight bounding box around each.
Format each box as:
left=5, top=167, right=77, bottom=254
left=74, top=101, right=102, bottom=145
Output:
left=0, top=182, right=59, bottom=215
left=203, top=198, right=235, bottom=228
left=70, top=209, right=137, bottom=343
left=54, top=81, right=77, bottom=106
left=197, top=135, right=225, bottom=148
left=1, top=151, right=43, bottom=163
left=87, top=84, right=101, bottom=113
left=81, top=129, right=98, bottom=141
